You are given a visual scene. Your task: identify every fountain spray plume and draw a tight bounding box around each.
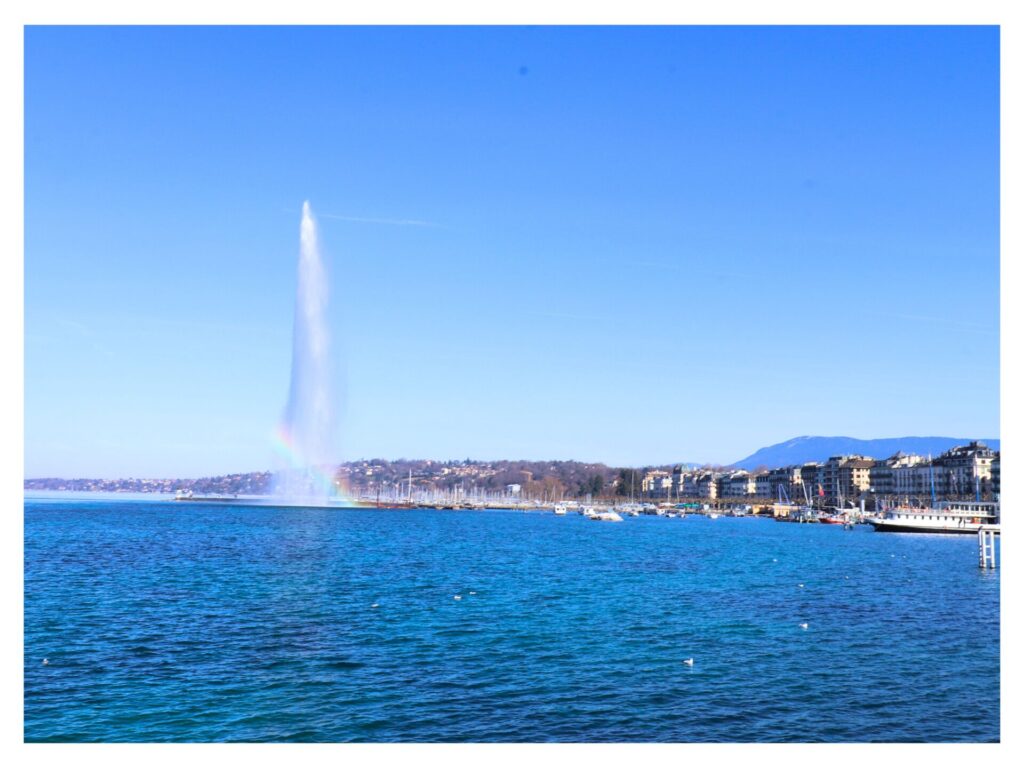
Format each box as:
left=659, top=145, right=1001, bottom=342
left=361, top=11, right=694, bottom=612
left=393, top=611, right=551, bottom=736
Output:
left=272, top=201, right=343, bottom=503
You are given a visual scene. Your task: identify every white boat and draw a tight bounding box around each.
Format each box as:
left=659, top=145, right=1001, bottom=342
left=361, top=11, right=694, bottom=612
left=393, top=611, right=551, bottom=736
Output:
left=867, top=500, right=999, bottom=534
left=553, top=504, right=567, bottom=516
left=591, top=511, right=624, bottom=522
left=581, top=506, right=598, bottom=518
left=616, top=502, right=642, bottom=517
left=708, top=512, right=720, bottom=520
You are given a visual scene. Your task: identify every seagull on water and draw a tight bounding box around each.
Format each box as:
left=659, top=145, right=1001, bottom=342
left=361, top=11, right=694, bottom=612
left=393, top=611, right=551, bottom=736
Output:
left=469, top=591, right=476, bottom=595
left=683, top=658, right=694, bottom=666
left=799, top=622, right=809, bottom=630
left=454, top=595, right=462, bottom=601
left=798, top=583, right=804, bottom=588
left=371, top=603, right=379, bottom=609
left=42, top=658, right=49, bottom=666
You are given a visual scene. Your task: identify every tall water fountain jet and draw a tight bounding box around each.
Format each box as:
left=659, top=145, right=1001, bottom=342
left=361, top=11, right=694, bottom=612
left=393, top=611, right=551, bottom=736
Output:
left=273, top=201, right=341, bottom=503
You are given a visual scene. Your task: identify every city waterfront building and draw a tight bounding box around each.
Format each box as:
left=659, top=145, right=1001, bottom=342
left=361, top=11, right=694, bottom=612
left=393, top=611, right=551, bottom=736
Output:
left=670, top=466, right=687, bottom=498
left=680, top=472, right=701, bottom=497
left=799, top=462, right=823, bottom=501
left=642, top=470, right=672, bottom=498
left=695, top=472, right=719, bottom=499
left=893, top=460, right=954, bottom=500
left=870, top=452, right=926, bottom=496
left=754, top=471, right=772, bottom=498
left=893, top=462, right=934, bottom=498
left=890, top=442, right=996, bottom=500
left=933, top=441, right=996, bottom=497
left=820, top=455, right=873, bottom=504
left=719, top=470, right=755, bottom=498
left=767, top=466, right=803, bottom=501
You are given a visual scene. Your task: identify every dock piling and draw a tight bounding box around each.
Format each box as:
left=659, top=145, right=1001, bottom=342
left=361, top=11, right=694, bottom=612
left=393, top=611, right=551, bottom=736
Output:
left=978, top=529, right=998, bottom=569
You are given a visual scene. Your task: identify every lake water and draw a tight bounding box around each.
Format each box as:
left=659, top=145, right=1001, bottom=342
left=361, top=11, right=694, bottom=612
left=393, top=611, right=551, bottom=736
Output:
left=24, top=497, right=1000, bottom=742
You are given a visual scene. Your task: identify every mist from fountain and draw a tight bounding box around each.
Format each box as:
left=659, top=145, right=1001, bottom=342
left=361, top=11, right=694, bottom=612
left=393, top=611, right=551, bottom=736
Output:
left=272, top=201, right=343, bottom=504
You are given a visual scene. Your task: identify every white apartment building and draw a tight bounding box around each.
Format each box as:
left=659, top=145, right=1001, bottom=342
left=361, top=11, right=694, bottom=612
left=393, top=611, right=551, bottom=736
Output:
left=754, top=471, right=772, bottom=498
left=719, top=471, right=756, bottom=497
left=642, top=470, right=673, bottom=498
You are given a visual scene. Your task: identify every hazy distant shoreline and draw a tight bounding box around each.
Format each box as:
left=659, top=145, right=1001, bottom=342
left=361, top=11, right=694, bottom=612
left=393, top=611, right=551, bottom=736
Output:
left=25, top=435, right=1000, bottom=507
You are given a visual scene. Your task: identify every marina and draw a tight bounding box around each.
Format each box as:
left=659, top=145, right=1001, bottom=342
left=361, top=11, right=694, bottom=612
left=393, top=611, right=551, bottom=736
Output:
left=172, top=490, right=1003, bottom=540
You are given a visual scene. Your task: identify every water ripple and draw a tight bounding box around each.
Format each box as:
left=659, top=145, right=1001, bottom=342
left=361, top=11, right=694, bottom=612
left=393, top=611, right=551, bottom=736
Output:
left=25, top=502, right=999, bottom=742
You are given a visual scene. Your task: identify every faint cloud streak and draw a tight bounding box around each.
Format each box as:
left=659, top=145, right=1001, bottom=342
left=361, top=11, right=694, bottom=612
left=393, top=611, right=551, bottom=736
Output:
left=527, top=310, right=604, bottom=323
left=319, top=212, right=443, bottom=229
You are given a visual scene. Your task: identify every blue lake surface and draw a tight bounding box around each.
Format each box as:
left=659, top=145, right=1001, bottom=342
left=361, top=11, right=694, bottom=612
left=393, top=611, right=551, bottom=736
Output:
left=24, top=498, right=1000, bottom=742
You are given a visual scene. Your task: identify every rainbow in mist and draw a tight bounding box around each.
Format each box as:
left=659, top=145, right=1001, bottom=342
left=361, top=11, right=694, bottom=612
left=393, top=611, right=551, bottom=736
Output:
left=271, top=423, right=353, bottom=503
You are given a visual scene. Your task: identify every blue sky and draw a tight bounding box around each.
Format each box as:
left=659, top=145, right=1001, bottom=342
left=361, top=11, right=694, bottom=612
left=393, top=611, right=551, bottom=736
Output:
left=24, top=26, right=1000, bottom=477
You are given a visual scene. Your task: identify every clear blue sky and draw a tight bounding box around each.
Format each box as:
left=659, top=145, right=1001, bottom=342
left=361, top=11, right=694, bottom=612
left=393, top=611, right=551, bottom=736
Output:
left=25, top=26, right=1000, bottom=478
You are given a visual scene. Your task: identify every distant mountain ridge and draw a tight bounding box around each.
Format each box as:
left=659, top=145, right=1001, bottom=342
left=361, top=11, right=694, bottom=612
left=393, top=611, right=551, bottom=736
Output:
left=730, top=436, right=1000, bottom=471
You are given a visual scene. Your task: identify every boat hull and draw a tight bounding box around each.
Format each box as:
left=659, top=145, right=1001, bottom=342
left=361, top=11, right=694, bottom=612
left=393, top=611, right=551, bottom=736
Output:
left=868, top=520, right=998, bottom=535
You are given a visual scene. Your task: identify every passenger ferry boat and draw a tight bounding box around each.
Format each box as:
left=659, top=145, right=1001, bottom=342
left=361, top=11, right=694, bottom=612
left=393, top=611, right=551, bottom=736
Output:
left=867, top=500, right=999, bottom=534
